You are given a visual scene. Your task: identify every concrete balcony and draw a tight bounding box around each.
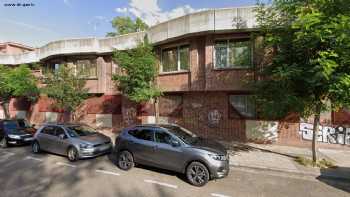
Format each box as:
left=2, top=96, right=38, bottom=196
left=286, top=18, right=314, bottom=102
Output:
left=0, top=7, right=256, bottom=65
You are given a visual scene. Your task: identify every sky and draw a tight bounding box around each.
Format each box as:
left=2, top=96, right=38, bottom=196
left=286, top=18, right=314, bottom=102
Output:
left=0, top=0, right=262, bottom=47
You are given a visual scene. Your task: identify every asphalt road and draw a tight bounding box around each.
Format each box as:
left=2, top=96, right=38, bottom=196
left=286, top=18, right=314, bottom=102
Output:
left=0, top=146, right=349, bottom=197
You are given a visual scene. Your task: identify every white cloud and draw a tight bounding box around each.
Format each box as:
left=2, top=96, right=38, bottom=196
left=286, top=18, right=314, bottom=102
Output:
left=115, top=0, right=206, bottom=26
left=115, top=7, right=128, bottom=14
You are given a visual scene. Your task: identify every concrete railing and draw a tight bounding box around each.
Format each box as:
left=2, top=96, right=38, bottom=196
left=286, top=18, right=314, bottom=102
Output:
left=0, top=7, right=256, bottom=65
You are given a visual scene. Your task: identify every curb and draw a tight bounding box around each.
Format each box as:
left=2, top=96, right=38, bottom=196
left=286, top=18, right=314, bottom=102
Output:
left=230, top=164, right=350, bottom=182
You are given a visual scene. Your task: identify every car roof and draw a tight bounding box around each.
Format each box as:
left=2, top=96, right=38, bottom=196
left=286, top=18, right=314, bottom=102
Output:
left=41, top=122, right=84, bottom=127
left=133, top=123, right=179, bottom=128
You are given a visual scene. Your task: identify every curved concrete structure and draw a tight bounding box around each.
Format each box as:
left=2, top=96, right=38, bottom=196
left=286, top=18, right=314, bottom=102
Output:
left=0, top=7, right=256, bottom=65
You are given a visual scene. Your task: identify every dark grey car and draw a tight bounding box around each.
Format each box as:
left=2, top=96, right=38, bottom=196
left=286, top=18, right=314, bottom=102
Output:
left=114, top=124, right=229, bottom=187
left=32, top=123, right=112, bottom=162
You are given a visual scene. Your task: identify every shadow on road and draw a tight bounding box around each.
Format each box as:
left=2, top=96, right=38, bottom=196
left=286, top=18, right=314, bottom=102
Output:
left=317, top=167, right=350, bottom=193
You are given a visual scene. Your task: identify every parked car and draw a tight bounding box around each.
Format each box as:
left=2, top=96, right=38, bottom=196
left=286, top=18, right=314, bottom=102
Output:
left=32, top=123, right=112, bottom=162
left=15, top=119, right=37, bottom=134
left=114, top=124, right=229, bottom=187
left=0, top=119, right=34, bottom=148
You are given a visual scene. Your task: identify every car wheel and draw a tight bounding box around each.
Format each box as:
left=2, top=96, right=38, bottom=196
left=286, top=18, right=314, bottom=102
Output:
left=186, top=162, right=210, bottom=187
left=0, top=137, right=8, bottom=148
left=117, top=150, right=134, bottom=171
left=32, top=141, right=41, bottom=153
left=67, top=147, right=79, bottom=162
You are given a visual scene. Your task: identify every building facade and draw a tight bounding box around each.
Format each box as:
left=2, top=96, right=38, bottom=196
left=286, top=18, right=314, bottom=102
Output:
left=0, top=7, right=349, bottom=147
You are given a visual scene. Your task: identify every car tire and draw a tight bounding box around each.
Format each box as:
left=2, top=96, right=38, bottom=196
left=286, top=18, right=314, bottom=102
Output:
left=186, top=161, right=210, bottom=187
left=117, top=150, right=134, bottom=171
left=0, top=137, right=8, bottom=148
left=32, top=141, right=41, bottom=153
left=67, top=147, right=79, bottom=162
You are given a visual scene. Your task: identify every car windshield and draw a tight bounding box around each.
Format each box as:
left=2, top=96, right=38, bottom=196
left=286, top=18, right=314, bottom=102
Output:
left=161, top=125, right=197, bottom=144
left=67, top=125, right=96, bottom=137
left=17, top=119, right=30, bottom=128
left=3, top=121, right=19, bottom=130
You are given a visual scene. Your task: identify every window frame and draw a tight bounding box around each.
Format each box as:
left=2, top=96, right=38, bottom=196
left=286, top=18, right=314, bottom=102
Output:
left=160, top=45, right=190, bottom=73
left=228, top=94, right=256, bottom=119
left=75, top=59, right=97, bottom=79
left=214, top=38, right=253, bottom=69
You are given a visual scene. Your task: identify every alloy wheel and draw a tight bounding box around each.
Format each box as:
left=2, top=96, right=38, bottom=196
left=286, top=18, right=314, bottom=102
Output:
left=0, top=138, right=8, bottom=148
left=32, top=142, right=40, bottom=153
left=68, top=148, right=78, bottom=162
left=186, top=162, right=209, bottom=187
left=118, top=151, right=134, bottom=170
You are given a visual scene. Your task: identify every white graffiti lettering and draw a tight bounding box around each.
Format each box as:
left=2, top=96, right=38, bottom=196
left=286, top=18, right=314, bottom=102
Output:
left=299, top=123, right=350, bottom=145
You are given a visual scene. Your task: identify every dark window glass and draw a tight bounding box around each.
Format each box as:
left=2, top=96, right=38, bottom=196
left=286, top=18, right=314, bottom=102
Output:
left=55, top=127, right=66, bottom=138
left=215, top=39, right=252, bottom=68
left=133, top=129, right=154, bottom=141
left=41, top=126, right=56, bottom=136
left=67, top=125, right=96, bottom=137
left=155, top=131, right=172, bottom=144
left=229, top=95, right=255, bottom=118
left=161, top=45, right=189, bottom=72
left=76, top=59, right=97, bottom=78
left=3, top=121, right=19, bottom=130
left=161, top=125, right=197, bottom=144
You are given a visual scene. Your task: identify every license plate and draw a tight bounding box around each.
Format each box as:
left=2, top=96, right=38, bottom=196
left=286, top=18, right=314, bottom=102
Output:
left=24, top=137, right=34, bottom=141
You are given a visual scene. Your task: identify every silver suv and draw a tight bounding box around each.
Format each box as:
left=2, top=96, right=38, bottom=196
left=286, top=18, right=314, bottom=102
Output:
left=32, top=123, right=112, bottom=161
left=114, top=124, right=229, bottom=187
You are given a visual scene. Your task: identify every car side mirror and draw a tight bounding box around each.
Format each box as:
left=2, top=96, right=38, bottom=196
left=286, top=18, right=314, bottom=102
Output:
left=171, top=139, right=180, bottom=147
left=58, top=134, right=66, bottom=140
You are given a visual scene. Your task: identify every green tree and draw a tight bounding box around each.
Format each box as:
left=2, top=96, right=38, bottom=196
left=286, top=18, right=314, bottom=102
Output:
left=106, top=16, right=148, bottom=37
left=112, top=37, right=161, bottom=122
left=42, top=66, right=89, bottom=121
left=0, top=64, right=39, bottom=118
left=254, top=0, right=350, bottom=162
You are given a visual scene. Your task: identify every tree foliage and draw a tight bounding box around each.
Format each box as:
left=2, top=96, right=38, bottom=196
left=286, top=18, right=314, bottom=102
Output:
left=0, top=64, right=39, bottom=118
left=106, top=16, right=148, bottom=37
left=42, top=66, right=89, bottom=119
left=112, top=37, right=161, bottom=103
left=254, top=0, right=350, bottom=162
left=254, top=0, right=350, bottom=119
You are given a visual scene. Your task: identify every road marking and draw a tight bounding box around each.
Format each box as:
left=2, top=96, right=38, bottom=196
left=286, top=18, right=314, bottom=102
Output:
left=1, top=151, right=15, bottom=156
left=95, top=169, right=120, bottom=176
left=55, top=162, right=76, bottom=168
left=144, top=179, right=178, bottom=189
left=211, top=193, right=231, bottom=197
left=24, top=156, right=43, bottom=162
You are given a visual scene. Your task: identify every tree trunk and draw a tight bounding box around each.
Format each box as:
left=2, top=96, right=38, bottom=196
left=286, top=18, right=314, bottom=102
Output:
left=312, top=103, right=321, bottom=163
left=1, top=102, right=10, bottom=119
left=154, top=98, right=159, bottom=124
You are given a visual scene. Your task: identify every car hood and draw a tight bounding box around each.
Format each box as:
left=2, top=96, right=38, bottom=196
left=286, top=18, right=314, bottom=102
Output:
left=190, top=138, right=227, bottom=155
left=78, top=133, right=110, bottom=145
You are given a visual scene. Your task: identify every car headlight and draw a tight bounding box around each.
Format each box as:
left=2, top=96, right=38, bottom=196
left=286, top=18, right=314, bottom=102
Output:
left=79, top=143, right=93, bottom=149
left=209, top=154, right=227, bottom=161
left=8, top=134, right=21, bottom=139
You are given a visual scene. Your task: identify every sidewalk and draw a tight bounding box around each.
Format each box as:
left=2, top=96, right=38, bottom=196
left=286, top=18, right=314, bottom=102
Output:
left=224, top=142, right=350, bottom=181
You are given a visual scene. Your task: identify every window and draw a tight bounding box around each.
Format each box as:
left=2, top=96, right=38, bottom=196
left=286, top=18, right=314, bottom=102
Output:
left=229, top=95, right=255, bottom=118
left=132, top=128, right=154, bottom=141
left=41, top=126, right=56, bottom=136
left=55, top=127, right=67, bottom=138
left=155, top=131, right=173, bottom=145
left=161, top=45, right=189, bottom=72
left=43, top=63, right=60, bottom=75
left=215, top=39, right=252, bottom=69
left=76, top=59, right=97, bottom=78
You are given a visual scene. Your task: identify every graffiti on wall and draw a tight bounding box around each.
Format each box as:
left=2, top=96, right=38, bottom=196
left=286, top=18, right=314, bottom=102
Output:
left=299, top=123, right=350, bottom=145
left=208, top=109, right=222, bottom=127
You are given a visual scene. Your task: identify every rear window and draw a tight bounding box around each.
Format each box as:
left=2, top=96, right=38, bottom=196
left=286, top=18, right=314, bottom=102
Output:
left=128, top=128, right=154, bottom=141
left=3, top=121, right=19, bottom=130
left=67, top=125, right=96, bottom=137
